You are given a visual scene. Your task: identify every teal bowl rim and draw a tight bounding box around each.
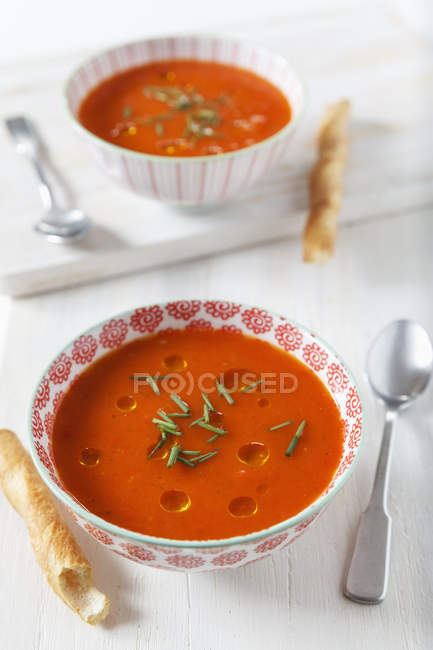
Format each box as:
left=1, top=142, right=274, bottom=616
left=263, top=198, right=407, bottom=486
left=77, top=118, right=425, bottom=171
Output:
left=63, top=33, right=308, bottom=164
left=28, top=301, right=364, bottom=549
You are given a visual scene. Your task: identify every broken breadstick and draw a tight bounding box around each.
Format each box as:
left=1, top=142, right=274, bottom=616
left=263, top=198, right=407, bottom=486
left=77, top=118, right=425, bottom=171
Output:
left=303, top=99, right=350, bottom=263
left=0, top=429, right=109, bottom=625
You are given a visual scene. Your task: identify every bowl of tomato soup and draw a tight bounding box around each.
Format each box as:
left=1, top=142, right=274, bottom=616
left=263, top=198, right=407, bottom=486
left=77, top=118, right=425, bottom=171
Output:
left=29, top=301, right=362, bottom=571
left=65, top=36, right=305, bottom=205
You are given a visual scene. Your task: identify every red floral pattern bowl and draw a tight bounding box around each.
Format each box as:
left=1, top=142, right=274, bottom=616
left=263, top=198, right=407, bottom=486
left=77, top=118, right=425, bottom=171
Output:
left=29, top=301, right=363, bottom=572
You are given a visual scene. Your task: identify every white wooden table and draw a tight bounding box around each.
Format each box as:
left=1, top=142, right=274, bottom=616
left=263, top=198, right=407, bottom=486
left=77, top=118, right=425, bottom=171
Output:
left=1, top=2, right=432, bottom=649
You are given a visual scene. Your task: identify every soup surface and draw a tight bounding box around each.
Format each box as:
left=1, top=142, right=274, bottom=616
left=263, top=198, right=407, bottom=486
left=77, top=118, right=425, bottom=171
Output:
left=53, top=329, right=344, bottom=540
left=78, top=60, right=291, bottom=157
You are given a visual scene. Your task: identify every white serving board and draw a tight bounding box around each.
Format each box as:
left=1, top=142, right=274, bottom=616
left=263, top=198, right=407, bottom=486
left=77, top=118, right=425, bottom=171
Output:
left=1, top=13, right=432, bottom=296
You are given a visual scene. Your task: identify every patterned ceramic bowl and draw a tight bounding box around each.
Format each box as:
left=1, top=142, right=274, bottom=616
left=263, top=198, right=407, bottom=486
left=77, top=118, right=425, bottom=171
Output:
left=29, top=301, right=363, bottom=572
left=64, top=35, right=305, bottom=206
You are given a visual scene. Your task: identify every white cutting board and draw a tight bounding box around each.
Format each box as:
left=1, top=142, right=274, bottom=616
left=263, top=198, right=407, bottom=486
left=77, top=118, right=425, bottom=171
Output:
left=1, top=12, right=432, bottom=296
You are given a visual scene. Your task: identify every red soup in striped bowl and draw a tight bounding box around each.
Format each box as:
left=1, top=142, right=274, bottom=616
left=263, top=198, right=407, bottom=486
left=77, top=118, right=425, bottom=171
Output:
left=65, top=36, right=305, bottom=204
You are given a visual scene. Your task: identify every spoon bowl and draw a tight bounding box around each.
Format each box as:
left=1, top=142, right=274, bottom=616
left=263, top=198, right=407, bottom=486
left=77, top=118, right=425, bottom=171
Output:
left=367, top=319, right=433, bottom=409
left=34, top=208, right=92, bottom=243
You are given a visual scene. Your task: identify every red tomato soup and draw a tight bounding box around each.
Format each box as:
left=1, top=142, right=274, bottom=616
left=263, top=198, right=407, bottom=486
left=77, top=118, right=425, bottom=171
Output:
left=53, top=329, right=344, bottom=540
left=78, top=60, right=291, bottom=157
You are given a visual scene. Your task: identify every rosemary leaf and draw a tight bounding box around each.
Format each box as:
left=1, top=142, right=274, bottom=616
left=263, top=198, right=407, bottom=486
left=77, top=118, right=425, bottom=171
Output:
left=215, top=379, right=234, bottom=405
left=178, top=457, right=196, bottom=467
left=201, top=392, right=215, bottom=412
left=189, top=416, right=204, bottom=427
left=269, top=420, right=293, bottom=431
left=146, top=375, right=160, bottom=395
left=167, top=412, right=191, bottom=418
left=122, top=105, right=132, bottom=119
left=152, top=417, right=176, bottom=430
left=157, top=409, right=174, bottom=423
left=286, top=420, right=306, bottom=457
left=147, top=439, right=164, bottom=459
left=241, top=379, right=264, bottom=393
left=196, top=451, right=218, bottom=464
left=167, top=444, right=181, bottom=468
left=170, top=393, right=190, bottom=413
left=198, top=422, right=226, bottom=434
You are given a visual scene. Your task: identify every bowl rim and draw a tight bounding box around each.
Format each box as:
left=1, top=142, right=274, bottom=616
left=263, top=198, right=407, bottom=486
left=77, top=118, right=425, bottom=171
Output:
left=63, top=32, right=308, bottom=164
left=28, top=300, right=364, bottom=549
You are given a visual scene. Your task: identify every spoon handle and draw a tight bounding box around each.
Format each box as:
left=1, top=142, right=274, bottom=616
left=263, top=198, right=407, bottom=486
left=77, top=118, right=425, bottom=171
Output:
left=5, top=116, right=57, bottom=212
left=344, top=409, right=396, bottom=604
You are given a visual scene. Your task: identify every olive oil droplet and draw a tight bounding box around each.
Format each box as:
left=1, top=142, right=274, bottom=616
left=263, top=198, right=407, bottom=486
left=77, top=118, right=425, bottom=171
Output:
left=229, top=496, right=257, bottom=518
left=237, top=442, right=269, bottom=467
left=79, top=448, right=100, bottom=467
left=160, top=490, right=191, bottom=513
left=116, top=395, right=137, bottom=412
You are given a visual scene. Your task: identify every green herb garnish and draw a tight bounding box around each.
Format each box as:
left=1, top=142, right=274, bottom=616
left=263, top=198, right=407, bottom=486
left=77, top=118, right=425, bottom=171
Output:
left=156, top=409, right=174, bottom=423
left=146, top=375, right=160, bottom=394
left=207, top=433, right=226, bottom=443
left=198, top=422, right=226, bottom=434
left=269, top=420, right=293, bottom=431
left=195, top=451, right=218, bottom=463
left=122, top=105, right=132, bottom=119
left=286, top=420, right=306, bottom=457
left=189, top=416, right=204, bottom=427
left=152, top=418, right=177, bottom=430
left=147, top=439, right=165, bottom=459
left=201, top=392, right=215, bottom=412
left=179, top=450, right=202, bottom=456
left=167, top=412, right=191, bottom=418
left=241, top=379, right=264, bottom=392
left=178, top=457, right=196, bottom=467
left=203, top=403, right=210, bottom=423
left=155, top=122, right=164, bottom=136
left=167, top=444, right=181, bottom=468
left=216, top=379, right=234, bottom=405
left=169, top=393, right=190, bottom=413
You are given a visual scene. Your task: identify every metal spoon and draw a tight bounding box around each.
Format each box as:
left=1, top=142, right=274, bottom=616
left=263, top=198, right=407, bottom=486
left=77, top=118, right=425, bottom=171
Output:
left=344, top=319, right=433, bottom=604
left=5, top=116, right=92, bottom=243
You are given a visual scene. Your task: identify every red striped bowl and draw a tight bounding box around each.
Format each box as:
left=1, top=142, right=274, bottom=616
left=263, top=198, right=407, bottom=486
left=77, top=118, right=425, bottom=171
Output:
left=64, top=35, right=306, bottom=206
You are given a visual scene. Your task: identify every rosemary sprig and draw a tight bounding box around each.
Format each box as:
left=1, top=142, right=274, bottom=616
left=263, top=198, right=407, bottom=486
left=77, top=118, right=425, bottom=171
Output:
left=195, top=451, right=218, bottom=464
left=203, top=403, right=210, bottom=423
left=157, top=409, right=174, bottom=423
left=216, top=379, right=234, bottom=405
left=269, top=420, right=293, bottom=431
left=152, top=418, right=177, bottom=430
left=198, top=422, right=226, bottom=434
left=167, top=443, right=181, bottom=468
left=167, top=412, right=191, bottom=418
left=147, top=439, right=165, bottom=459
left=179, top=450, right=202, bottom=456
left=201, top=392, right=215, bottom=412
left=178, top=457, right=196, bottom=467
left=241, top=379, right=264, bottom=392
left=169, top=393, right=190, bottom=413
left=146, top=375, right=160, bottom=394
left=207, top=433, right=226, bottom=443
left=189, top=416, right=204, bottom=427
left=158, top=425, right=182, bottom=437
left=286, top=420, right=306, bottom=457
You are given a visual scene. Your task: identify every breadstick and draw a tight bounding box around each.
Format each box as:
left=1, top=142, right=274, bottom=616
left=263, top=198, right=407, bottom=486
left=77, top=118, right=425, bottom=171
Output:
left=0, top=429, right=109, bottom=624
left=303, top=100, right=350, bottom=263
